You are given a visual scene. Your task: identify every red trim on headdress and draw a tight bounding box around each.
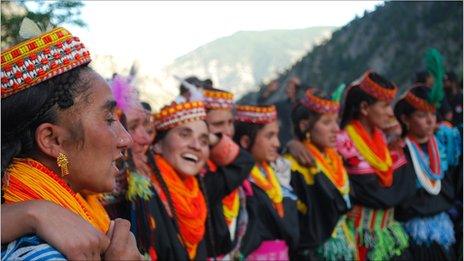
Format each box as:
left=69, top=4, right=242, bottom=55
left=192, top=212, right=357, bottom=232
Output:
left=1, top=28, right=91, bottom=99
left=154, top=101, right=206, bottom=131
left=404, top=91, right=436, bottom=113
left=235, top=105, right=277, bottom=125
left=300, top=89, right=339, bottom=113
left=203, top=89, right=234, bottom=110
left=359, top=71, right=397, bottom=102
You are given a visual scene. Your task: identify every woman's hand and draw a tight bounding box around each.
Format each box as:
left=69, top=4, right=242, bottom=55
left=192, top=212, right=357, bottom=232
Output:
left=286, top=139, right=314, bottom=166
left=5, top=200, right=111, bottom=260
left=104, top=218, right=143, bottom=260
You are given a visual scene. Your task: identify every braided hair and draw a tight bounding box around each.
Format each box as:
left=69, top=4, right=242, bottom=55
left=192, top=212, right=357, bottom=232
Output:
left=1, top=65, right=92, bottom=175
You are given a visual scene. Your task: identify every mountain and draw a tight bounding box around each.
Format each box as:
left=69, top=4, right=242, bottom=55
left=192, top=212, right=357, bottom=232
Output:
left=158, top=27, right=335, bottom=99
left=239, top=1, right=463, bottom=105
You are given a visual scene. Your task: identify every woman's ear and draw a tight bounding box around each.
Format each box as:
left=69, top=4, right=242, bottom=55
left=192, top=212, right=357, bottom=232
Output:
left=35, top=123, right=67, bottom=158
left=360, top=101, right=369, bottom=117
left=239, top=135, right=250, bottom=150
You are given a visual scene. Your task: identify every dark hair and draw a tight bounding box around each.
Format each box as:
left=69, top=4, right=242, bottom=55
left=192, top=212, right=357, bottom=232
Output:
left=394, top=86, right=431, bottom=137
left=291, top=103, right=322, bottom=141
left=340, top=72, right=396, bottom=128
left=1, top=65, right=92, bottom=175
left=141, top=101, right=152, bottom=112
left=202, top=79, right=213, bottom=89
left=415, top=70, right=431, bottom=84
left=180, top=76, right=202, bottom=94
left=445, top=71, right=457, bottom=83
left=233, top=121, right=265, bottom=151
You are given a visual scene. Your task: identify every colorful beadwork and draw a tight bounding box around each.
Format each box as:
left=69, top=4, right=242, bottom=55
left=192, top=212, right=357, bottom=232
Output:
left=359, top=71, right=397, bottom=102
left=154, top=101, right=206, bottom=131
left=404, top=90, right=436, bottom=113
left=235, top=105, right=277, bottom=124
left=1, top=27, right=91, bottom=99
left=300, top=89, right=340, bottom=113
left=203, top=89, right=234, bottom=110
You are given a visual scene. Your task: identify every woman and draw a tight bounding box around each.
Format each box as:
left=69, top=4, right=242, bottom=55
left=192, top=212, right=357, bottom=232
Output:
left=1, top=27, right=141, bottom=259
left=337, top=71, right=416, bottom=260
left=103, top=75, right=155, bottom=258
left=287, top=89, right=357, bottom=260
left=202, top=88, right=255, bottom=259
left=141, top=101, right=210, bottom=260
left=394, top=86, right=457, bottom=260
left=233, top=105, right=299, bottom=259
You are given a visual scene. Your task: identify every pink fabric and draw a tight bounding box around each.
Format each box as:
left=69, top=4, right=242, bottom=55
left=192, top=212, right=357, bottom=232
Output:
left=210, top=134, right=240, bottom=166
left=247, top=240, right=288, bottom=261
left=242, top=180, right=253, bottom=196
left=336, top=130, right=407, bottom=175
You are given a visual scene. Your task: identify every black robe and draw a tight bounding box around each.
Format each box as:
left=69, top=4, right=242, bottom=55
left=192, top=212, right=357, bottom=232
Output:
left=201, top=148, right=255, bottom=257
left=394, top=145, right=457, bottom=261
left=290, top=169, right=350, bottom=256
left=239, top=182, right=299, bottom=257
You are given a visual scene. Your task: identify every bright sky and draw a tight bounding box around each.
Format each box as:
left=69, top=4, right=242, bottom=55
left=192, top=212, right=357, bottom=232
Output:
left=62, top=1, right=382, bottom=74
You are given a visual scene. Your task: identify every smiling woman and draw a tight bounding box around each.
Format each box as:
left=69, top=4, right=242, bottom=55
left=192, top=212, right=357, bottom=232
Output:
left=1, top=26, right=141, bottom=260
left=143, top=101, right=210, bottom=260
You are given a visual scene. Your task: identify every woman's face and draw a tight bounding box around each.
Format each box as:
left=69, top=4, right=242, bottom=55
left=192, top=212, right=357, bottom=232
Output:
left=310, top=113, right=340, bottom=150
left=364, top=100, right=394, bottom=130
left=403, top=110, right=436, bottom=142
left=206, top=109, right=235, bottom=138
left=60, top=71, right=132, bottom=193
left=157, top=120, right=209, bottom=177
left=251, top=121, right=280, bottom=163
left=125, top=106, right=152, bottom=157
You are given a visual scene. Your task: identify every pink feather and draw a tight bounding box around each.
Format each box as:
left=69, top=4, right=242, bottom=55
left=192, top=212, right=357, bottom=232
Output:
left=111, top=75, right=138, bottom=112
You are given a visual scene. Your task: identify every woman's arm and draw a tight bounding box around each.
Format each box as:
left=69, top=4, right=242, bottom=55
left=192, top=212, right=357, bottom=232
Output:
left=2, top=200, right=110, bottom=260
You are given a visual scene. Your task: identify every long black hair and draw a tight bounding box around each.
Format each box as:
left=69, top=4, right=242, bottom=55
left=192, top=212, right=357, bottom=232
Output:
left=1, top=65, right=92, bottom=175
left=233, top=121, right=265, bottom=151
left=394, top=86, right=432, bottom=137
left=340, top=72, right=396, bottom=128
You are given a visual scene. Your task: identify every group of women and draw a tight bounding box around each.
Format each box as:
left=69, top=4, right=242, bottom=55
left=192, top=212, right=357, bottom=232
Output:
left=1, top=26, right=462, bottom=261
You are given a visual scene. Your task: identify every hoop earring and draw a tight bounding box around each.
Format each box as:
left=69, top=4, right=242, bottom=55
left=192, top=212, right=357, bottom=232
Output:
left=57, top=153, right=69, bottom=177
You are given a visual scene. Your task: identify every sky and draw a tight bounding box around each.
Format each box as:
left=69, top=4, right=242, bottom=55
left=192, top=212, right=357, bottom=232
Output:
left=60, top=1, right=383, bottom=74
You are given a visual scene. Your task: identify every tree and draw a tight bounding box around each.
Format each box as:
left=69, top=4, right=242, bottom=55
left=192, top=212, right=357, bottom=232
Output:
left=1, top=0, right=86, bottom=49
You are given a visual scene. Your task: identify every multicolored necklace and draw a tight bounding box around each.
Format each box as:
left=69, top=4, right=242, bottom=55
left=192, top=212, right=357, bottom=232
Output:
left=345, top=120, right=393, bottom=187
left=250, top=162, right=284, bottom=217
left=405, top=136, right=443, bottom=194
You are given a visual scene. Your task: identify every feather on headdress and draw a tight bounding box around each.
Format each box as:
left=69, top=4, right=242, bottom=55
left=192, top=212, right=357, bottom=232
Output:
left=111, top=75, right=140, bottom=112
left=425, top=48, right=445, bottom=108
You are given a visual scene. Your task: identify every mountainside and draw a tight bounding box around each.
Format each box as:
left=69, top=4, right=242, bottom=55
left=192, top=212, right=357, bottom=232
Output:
left=240, top=1, right=463, bottom=104
left=159, top=27, right=335, bottom=98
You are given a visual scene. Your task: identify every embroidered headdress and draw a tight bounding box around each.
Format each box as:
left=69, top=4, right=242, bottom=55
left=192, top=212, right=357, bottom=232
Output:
left=358, top=71, right=397, bottom=102
left=154, top=101, right=206, bottom=131
left=235, top=105, right=277, bottom=124
left=203, top=88, right=234, bottom=110
left=300, top=89, right=340, bottom=113
left=1, top=27, right=91, bottom=99
left=403, top=87, right=436, bottom=113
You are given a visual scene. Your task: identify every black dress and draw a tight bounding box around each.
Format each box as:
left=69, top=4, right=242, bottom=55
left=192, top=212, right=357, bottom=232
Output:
left=336, top=130, right=416, bottom=261
left=200, top=148, right=255, bottom=258
left=287, top=155, right=356, bottom=260
left=238, top=164, right=299, bottom=259
left=395, top=143, right=457, bottom=261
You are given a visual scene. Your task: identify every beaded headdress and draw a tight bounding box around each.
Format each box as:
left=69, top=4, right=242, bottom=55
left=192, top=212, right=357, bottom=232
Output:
left=154, top=101, right=206, bottom=131
left=235, top=105, right=277, bottom=125
left=300, top=89, right=340, bottom=113
left=203, top=88, right=234, bottom=110
left=358, top=71, right=397, bottom=102
left=403, top=87, right=436, bottom=113
left=1, top=27, right=91, bottom=99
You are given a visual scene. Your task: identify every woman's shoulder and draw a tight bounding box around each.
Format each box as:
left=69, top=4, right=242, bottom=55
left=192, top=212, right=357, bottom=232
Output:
left=2, top=235, right=65, bottom=260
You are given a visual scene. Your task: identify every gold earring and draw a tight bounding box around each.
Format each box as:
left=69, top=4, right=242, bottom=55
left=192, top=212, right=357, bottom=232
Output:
left=305, top=132, right=311, bottom=142
left=57, top=153, right=69, bottom=177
